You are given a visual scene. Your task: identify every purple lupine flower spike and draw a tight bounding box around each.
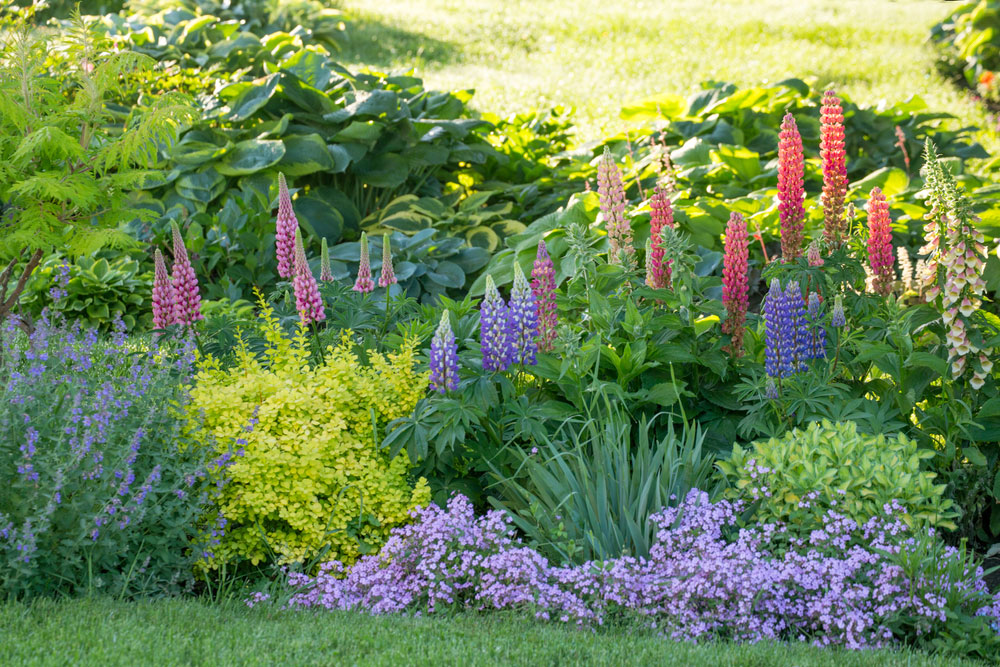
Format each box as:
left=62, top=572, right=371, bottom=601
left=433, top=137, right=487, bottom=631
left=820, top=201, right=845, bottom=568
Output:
left=293, top=229, right=326, bottom=325
left=531, top=240, right=557, bottom=353
left=379, top=234, right=397, bottom=288
left=508, top=263, right=539, bottom=367
left=785, top=281, right=809, bottom=371
left=429, top=310, right=459, bottom=393
left=276, top=173, right=298, bottom=279
left=832, top=295, right=846, bottom=328
left=764, top=278, right=785, bottom=379
left=480, top=275, right=511, bottom=372
left=152, top=249, right=176, bottom=329
left=353, top=232, right=375, bottom=294
left=807, top=292, right=827, bottom=360
left=170, top=221, right=202, bottom=325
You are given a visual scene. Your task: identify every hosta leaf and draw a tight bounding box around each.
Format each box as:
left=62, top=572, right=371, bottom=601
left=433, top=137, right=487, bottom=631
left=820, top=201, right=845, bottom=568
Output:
left=216, top=139, right=285, bottom=176
left=277, top=134, right=336, bottom=176
left=220, top=74, right=279, bottom=121
left=354, top=153, right=409, bottom=188
left=175, top=169, right=225, bottom=203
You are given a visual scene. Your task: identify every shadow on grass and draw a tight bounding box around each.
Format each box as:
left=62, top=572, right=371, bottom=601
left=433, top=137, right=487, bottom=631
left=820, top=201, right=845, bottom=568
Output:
left=340, top=13, right=463, bottom=70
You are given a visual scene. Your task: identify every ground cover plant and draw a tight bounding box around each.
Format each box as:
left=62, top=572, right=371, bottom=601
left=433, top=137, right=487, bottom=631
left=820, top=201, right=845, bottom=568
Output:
left=5, top=0, right=1000, bottom=664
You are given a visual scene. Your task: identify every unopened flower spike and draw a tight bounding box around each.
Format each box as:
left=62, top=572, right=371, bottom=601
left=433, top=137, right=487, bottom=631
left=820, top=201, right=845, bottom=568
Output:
left=319, top=237, right=334, bottom=282
left=379, top=234, right=397, bottom=288
left=353, top=232, right=374, bottom=294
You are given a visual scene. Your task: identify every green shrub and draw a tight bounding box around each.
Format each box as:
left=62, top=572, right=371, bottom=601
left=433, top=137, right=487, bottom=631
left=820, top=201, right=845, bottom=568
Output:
left=20, top=254, right=151, bottom=332
left=187, top=297, right=431, bottom=569
left=717, top=420, right=958, bottom=533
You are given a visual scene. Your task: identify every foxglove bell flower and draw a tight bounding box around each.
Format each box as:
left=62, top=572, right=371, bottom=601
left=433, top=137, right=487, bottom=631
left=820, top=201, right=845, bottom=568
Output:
left=293, top=230, right=325, bottom=325
left=170, top=221, right=202, bottom=325
left=379, top=234, right=397, bottom=288
left=353, top=233, right=375, bottom=294
left=531, top=240, right=557, bottom=353
left=430, top=311, right=458, bottom=394
left=721, top=212, right=749, bottom=357
left=646, top=186, right=673, bottom=288
left=480, top=276, right=511, bottom=372
left=598, top=146, right=634, bottom=267
left=152, top=249, right=176, bottom=329
left=820, top=90, right=848, bottom=246
left=778, top=113, right=805, bottom=261
left=319, top=238, right=334, bottom=282
left=866, top=187, right=894, bottom=296
left=508, top=263, right=539, bottom=367
left=275, top=173, right=298, bottom=279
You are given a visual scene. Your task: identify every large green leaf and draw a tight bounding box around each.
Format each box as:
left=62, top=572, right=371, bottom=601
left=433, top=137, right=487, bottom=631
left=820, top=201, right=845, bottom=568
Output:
left=851, top=167, right=909, bottom=198
left=175, top=169, right=225, bottom=203
left=333, top=121, right=384, bottom=145
left=216, top=139, right=286, bottom=176
left=354, top=153, right=409, bottom=188
left=279, top=73, right=335, bottom=114
left=220, top=74, right=279, bottom=121
left=619, top=93, right=687, bottom=121
left=277, top=134, right=336, bottom=176
left=296, top=185, right=361, bottom=241
left=714, top=144, right=761, bottom=181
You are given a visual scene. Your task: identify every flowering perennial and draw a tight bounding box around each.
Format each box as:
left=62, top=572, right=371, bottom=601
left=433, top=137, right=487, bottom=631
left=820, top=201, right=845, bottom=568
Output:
left=820, top=90, right=848, bottom=246
left=832, top=295, right=847, bottom=328
left=508, top=264, right=539, bottom=367
left=353, top=233, right=375, bottom=293
left=430, top=310, right=459, bottom=394
left=170, top=222, right=202, bottom=325
left=806, top=292, right=827, bottom=360
left=920, top=141, right=993, bottom=387
left=764, top=279, right=814, bottom=379
left=531, top=240, right=557, bottom=353
left=597, top=146, right=634, bottom=267
left=646, top=186, right=673, bottom=288
left=151, top=249, right=175, bottom=329
left=292, top=230, right=325, bottom=325
left=275, top=173, right=298, bottom=279
left=866, top=187, right=894, bottom=296
left=269, top=491, right=1000, bottom=651
left=379, top=234, right=397, bottom=288
left=807, top=240, right=824, bottom=267
left=480, top=276, right=511, bottom=372
left=319, top=238, right=334, bottom=282
left=721, top=212, right=749, bottom=357
left=778, top=113, right=805, bottom=261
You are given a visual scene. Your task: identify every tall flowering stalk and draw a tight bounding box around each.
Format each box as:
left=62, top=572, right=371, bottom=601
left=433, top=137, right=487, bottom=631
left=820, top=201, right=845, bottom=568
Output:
left=275, top=173, right=298, bottom=279
left=721, top=212, right=749, bottom=357
left=646, top=186, right=673, bottom=289
left=508, top=264, right=539, bottom=367
left=151, top=249, right=175, bottom=329
left=293, top=230, right=325, bottom=325
left=787, top=281, right=809, bottom=371
left=480, top=276, right=511, bottom=372
left=866, top=187, right=894, bottom=297
left=531, top=240, right=557, bottom=353
left=170, top=221, right=202, bottom=325
left=806, top=292, right=827, bottom=360
left=353, top=233, right=374, bottom=294
left=764, top=279, right=811, bottom=380
left=597, top=146, right=634, bottom=268
left=429, top=311, right=458, bottom=394
left=807, top=240, right=824, bottom=267
left=920, top=140, right=992, bottom=388
left=319, top=238, right=334, bottom=282
left=379, top=234, right=397, bottom=288
left=778, top=113, right=805, bottom=261
left=820, top=90, right=848, bottom=246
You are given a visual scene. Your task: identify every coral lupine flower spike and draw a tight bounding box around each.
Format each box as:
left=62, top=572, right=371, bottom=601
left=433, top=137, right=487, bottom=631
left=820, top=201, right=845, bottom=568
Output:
left=721, top=212, right=749, bottom=357
left=170, top=221, right=202, bottom=325
left=379, top=234, right=397, bottom=288
left=429, top=310, right=459, bottom=394
left=353, top=232, right=375, bottom=294
left=597, top=146, right=634, bottom=267
left=820, top=89, right=848, bottom=246
left=293, top=229, right=325, bottom=325
left=275, top=173, right=299, bottom=279
left=151, top=248, right=176, bottom=329
left=778, top=113, right=805, bottom=261
left=646, top=186, right=673, bottom=289
left=531, top=240, right=557, bottom=353
left=866, top=187, right=894, bottom=297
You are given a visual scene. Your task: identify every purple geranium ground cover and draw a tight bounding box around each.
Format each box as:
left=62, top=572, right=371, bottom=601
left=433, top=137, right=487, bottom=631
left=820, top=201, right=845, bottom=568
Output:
left=250, top=491, right=1000, bottom=651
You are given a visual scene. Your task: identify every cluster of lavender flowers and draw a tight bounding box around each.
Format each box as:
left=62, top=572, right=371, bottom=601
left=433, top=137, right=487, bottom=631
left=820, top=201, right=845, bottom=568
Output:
left=254, top=490, right=1000, bottom=651
left=764, top=279, right=827, bottom=381
left=0, top=300, right=223, bottom=598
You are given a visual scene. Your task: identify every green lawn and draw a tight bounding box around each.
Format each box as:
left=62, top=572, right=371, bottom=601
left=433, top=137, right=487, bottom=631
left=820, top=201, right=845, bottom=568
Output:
left=340, top=0, right=995, bottom=148
left=0, top=598, right=984, bottom=666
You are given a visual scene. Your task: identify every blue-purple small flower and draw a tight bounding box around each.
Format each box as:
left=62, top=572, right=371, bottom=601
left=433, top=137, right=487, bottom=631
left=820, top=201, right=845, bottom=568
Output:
left=480, top=276, right=511, bottom=372
left=430, top=311, right=459, bottom=394
left=764, top=279, right=790, bottom=378
left=786, top=281, right=809, bottom=371
left=508, top=264, right=539, bottom=367
left=831, top=295, right=846, bottom=328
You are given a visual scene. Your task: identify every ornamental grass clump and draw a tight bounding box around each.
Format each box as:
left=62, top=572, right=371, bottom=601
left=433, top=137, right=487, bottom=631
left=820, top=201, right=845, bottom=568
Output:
left=721, top=212, right=749, bottom=357
left=0, top=309, right=215, bottom=599
left=187, top=297, right=430, bottom=568
left=778, top=113, right=805, bottom=261
left=268, top=489, right=1000, bottom=655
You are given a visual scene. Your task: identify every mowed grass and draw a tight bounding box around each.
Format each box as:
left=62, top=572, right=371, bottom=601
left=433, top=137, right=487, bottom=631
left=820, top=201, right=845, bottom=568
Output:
left=339, top=0, right=995, bottom=147
left=0, top=598, right=986, bottom=666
